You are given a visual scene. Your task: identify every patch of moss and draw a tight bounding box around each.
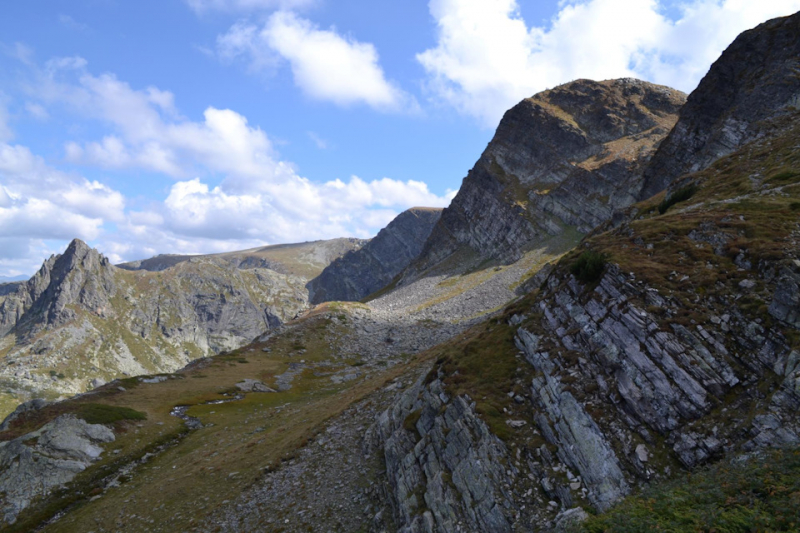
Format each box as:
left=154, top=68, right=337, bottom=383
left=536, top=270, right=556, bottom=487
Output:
left=404, top=410, right=422, bottom=440
left=75, top=403, right=147, bottom=425
left=658, top=184, right=698, bottom=214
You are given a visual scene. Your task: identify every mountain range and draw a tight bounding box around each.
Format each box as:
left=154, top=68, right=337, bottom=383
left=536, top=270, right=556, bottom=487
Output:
left=0, top=11, right=798, bottom=533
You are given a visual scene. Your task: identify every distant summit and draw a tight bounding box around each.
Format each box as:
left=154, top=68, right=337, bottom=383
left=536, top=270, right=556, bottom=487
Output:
left=307, top=207, right=443, bottom=303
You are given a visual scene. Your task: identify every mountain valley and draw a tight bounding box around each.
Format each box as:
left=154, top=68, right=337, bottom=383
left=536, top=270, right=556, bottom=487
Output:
left=0, top=11, right=799, bottom=533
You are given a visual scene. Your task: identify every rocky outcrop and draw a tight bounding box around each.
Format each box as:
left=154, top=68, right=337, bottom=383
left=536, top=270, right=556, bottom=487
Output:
left=0, top=239, right=116, bottom=340
left=639, top=11, right=800, bottom=199
left=0, top=415, right=115, bottom=524
left=516, top=329, right=628, bottom=511
left=0, top=239, right=310, bottom=403
left=410, top=78, right=685, bottom=274
left=368, top=375, right=515, bottom=533
left=0, top=399, right=51, bottom=431
left=307, top=208, right=442, bottom=303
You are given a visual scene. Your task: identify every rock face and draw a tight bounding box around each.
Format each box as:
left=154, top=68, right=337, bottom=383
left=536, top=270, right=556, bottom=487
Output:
left=307, top=208, right=443, bottom=303
left=0, top=239, right=311, bottom=401
left=639, top=11, right=800, bottom=199
left=0, top=415, right=115, bottom=523
left=368, top=375, right=514, bottom=533
left=364, top=13, right=800, bottom=527
left=410, top=78, right=685, bottom=274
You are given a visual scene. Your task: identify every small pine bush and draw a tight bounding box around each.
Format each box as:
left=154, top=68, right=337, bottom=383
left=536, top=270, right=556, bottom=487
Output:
left=570, top=251, right=607, bottom=283
left=658, top=184, right=698, bottom=214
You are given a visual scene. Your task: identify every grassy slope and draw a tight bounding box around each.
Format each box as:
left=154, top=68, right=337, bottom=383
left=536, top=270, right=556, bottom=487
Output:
left=582, top=447, right=800, bottom=532
left=2, top=304, right=430, bottom=532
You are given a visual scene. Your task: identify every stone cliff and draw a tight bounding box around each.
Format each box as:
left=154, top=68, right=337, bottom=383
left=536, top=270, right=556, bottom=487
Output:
left=409, top=78, right=685, bottom=275
left=307, top=207, right=443, bottom=303
left=639, top=11, right=800, bottom=199
left=361, top=13, right=800, bottom=531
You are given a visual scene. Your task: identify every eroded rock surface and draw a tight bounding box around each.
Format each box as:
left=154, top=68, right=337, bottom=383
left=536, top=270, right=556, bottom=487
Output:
left=0, top=415, right=115, bottom=524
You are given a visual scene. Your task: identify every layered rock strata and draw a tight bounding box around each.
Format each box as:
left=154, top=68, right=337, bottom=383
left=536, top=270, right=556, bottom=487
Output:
left=410, top=78, right=685, bottom=274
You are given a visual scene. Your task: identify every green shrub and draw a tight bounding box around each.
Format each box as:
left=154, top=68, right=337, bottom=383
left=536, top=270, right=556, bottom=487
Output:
left=790, top=202, right=800, bottom=211
left=658, top=184, right=698, bottom=214
left=582, top=447, right=800, bottom=532
left=75, top=403, right=147, bottom=425
left=570, top=250, right=608, bottom=283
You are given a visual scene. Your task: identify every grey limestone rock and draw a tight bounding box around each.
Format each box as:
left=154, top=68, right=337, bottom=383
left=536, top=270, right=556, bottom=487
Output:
left=368, top=374, right=514, bottom=533
left=0, top=415, right=115, bottom=524
left=517, top=329, right=629, bottom=511
left=235, top=379, right=276, bottom=393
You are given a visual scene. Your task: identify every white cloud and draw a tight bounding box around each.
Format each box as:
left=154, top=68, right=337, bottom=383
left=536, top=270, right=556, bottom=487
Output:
left=307, top=131, right=328, bottom=149
left=0, top=142, right=125, bottom=273
left=185, top=0, right=315, bottom=14
left=0, top=143, right=125, bottom=225
left=1, top=57, right=450, bottom=276
left=418, top=0, right=800, bottom=126
left=152, top=174, right=451, bottom=245
left=217, top=12, right=417, bottom=112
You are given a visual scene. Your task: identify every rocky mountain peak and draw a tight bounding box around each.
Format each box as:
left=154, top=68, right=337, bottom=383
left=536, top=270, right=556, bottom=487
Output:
left=408, top=78, right=686, bottom=275
left=639, top=10, right=800, bottom=199
left=13, top=240, right=117, bottom=339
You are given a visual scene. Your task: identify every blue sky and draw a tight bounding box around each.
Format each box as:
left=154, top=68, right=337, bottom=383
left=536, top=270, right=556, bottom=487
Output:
left=1, top=0, right=799, bottom=278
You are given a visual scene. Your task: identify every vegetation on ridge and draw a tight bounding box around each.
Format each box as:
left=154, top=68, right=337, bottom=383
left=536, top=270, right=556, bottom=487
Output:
left=570, top=250, right=608, bottom=284
left=581, top=447, right=800, bottom=532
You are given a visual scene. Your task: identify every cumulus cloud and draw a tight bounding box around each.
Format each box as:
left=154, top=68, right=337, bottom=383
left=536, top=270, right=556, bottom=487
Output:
left=0, top=143, right=125, bottom=227
left=0, top=141, right=127, bottom=275
left=1, top=57, right=450, bottom=276
left=418, top=0, right=800, bottom=126
left=217, top=12, right=417, bottom=112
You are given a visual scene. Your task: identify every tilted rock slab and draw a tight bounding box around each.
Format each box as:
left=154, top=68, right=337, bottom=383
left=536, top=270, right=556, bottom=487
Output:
left=0, top=415, right=114, bottom=524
